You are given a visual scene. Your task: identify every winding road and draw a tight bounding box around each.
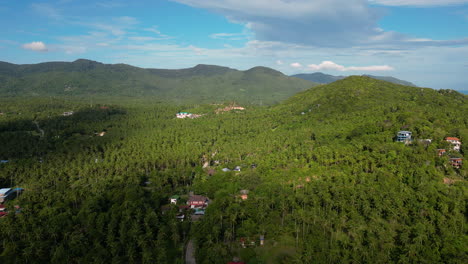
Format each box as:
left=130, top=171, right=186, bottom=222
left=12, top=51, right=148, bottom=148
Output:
left=33, top=120, right=44, bottom=138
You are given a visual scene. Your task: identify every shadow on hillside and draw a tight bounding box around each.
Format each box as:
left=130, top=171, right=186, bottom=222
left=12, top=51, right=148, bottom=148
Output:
left=0, top=107, right=126, bottom=162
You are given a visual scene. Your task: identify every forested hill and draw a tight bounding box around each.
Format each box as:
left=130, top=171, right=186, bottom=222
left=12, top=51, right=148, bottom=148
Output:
left=0, top=59, right=316, bottom=105
left=275, top=75, right=467, bottom=145
left=292, top=72, right=417, bottom=86
left=281, top=75, right=464, bottom=110
left=0, top=76, right=466, bottom=263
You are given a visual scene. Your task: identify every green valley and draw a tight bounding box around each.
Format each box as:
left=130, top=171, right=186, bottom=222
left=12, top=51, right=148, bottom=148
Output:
left=0, top=76, right=466, bottom=263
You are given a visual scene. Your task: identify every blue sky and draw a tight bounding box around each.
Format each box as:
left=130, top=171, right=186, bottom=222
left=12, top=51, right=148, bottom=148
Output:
left=0, top=0, right=467, bottom=90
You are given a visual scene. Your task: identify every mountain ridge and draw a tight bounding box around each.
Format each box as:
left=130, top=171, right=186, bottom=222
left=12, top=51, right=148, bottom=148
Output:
left=292, top=72, right=417, bottom=86
left=0, top=59, right=316, bottom=105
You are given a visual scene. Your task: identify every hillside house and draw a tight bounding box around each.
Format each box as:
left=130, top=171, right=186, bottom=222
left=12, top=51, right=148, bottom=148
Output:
left=445, top=137, right=461, bottom=151
left=170, top=195, right=179, bottom=205
left=194, top=208, right=205, bottom=215
left=419, top=139, right=432, bottom=145
left=437, top=149, right=446, bottom=156
left=176, top=213, right=185, bottom=221
left=176, top=112, right=191, bottom=118
left=0, top=188, right=24, bottom=202
left=62, top=111, right=74, bottom=116
left=188, top=195, right=209, bottom=208
left=450, top=158, right=463, bottom=169
left=396, top=131, right=412, bottom=142
left=176, top=112, right=202, bottom=119
left=0, top=188, right=12, bottom=203
left=239, top=190, right=249, bottom=201
left=215, top=105, right=245, bottom=114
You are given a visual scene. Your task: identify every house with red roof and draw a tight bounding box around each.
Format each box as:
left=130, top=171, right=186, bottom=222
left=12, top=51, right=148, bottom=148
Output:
left=188, top=195, right=209, bottom=208
left=437, top=149, right=446, bottom=156
left=450, top=158, right=463, bottom=169
left=445, top=137, right=461, bottom=151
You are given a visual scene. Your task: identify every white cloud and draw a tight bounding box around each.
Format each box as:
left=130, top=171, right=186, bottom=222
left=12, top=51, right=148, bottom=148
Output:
left=209, top=33, right=247, bottom=40
left=31, top=3, right=62, bottom=20
left=307, top=61, right=393, bottom=71
left=290, top=62, right=303, bottom=68
left=114, top=16, right=138, bottom=25
left=172, top=0, right=468, bottom=49
left=128, top=36, right=158, bottom=41
left=144, top=27, right=174, bottom=40
left=96, top=1, right=126, bottom=8
left=276, top=60, right=283, bottom=65
left=90, top=23, right=126, bottom=36
left=172, top=0, right=382, bottom=47
left=189, top=45, right=205, bottom=55
left=369, top=0, right=468, bottom=6
left=22, top=41, right=48, bottom=52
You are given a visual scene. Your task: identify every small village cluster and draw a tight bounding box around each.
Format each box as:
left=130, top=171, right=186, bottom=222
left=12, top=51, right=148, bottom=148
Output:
left=397, top=131, right=463, bottom=168
left=0, top=187, right=23, bottom=218
left=215, top=105, right=245, bottom=114
left=162, top=193, right=209, bottom=221
left=165, top=189, right=250, bottom=221
left=176, top=104, right=245, bottom=119
left=176, top=112, right=203, bottom=119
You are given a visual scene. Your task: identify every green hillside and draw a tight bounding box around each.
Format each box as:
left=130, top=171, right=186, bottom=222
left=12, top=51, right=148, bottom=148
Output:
left=0, top=77, right=466, bottom=263
left=0, top=59, right=316, bottom=105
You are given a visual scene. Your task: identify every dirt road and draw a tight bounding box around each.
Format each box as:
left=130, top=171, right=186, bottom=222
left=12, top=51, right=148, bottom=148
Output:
left=185, top=239, right=196, bottom=264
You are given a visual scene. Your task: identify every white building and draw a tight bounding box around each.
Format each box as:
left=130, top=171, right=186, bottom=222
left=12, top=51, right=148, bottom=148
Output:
left=445, top=137, right=461, bottom=151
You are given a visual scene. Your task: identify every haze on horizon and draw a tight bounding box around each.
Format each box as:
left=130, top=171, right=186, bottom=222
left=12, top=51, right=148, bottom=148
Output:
left=0, top=0, right=467, bottom=90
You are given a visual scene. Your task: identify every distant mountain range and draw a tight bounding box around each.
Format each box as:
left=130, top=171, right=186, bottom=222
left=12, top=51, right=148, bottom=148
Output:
left=0, top=59, right=316, bottom=105
left=291, top=72, right=417, bottom=87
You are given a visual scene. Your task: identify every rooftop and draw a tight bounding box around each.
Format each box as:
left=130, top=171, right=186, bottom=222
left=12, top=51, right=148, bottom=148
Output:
left=188, top=195, right=208, bottom=203
left=0, top=188, right=11, bottom=195
left=398, top=131, right=412, bottom=134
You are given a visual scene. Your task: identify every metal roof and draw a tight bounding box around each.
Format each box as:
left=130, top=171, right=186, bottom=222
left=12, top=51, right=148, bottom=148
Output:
left=0, top=188, right=11, bottom=195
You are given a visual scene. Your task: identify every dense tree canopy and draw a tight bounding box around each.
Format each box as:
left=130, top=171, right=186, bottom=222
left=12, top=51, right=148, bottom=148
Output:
left=0, top=77, right=466, bottom=263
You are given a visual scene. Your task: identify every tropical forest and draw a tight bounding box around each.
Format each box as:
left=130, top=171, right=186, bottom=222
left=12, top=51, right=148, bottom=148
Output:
left=0, top=60, right=466, bottom=263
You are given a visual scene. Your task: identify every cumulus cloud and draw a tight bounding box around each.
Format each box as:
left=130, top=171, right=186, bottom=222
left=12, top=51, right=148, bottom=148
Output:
left=276, top=60, right=283, bottom=65
left=22, top=41, right=48, bottom=52
left=172, top=0, right=468, bottom=48
left=172, top=0, right=381, bottom=47
left=307, top=61, right=393, bottom=71
left=369, top=0, right=468, bottom=6
left=290, top=62, right=303, bottom=68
